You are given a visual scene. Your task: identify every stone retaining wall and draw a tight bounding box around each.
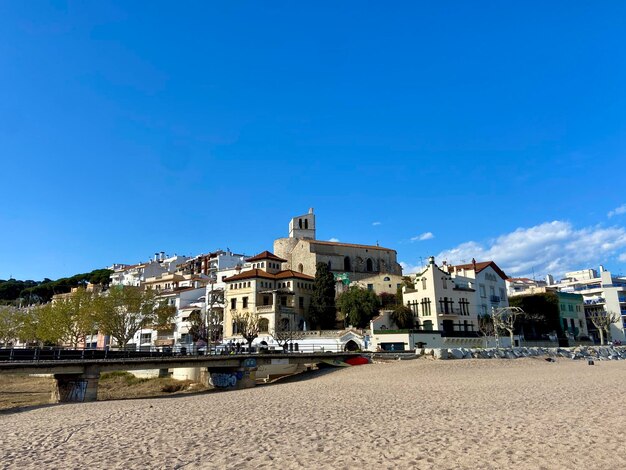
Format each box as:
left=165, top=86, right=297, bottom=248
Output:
left=420, top=346, right=626, bottom=361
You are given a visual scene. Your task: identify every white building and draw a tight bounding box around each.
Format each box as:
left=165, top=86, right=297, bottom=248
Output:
left=547, top=266, right=626, bottom=342
left=109, top=253, right=190, bottom=287
left=403, top=257, right=509, bottom=336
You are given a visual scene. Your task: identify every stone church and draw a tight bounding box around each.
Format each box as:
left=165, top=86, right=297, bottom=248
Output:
left=273, top=209, right=402, bottom=282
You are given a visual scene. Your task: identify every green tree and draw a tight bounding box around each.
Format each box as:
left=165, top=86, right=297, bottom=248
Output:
left=337, top=286, right=380, bottom=328
left=37, top=288, right=98, bottom=347
left=154, top=300, right=176, bottom=327
left=509, top=293, right=563, bottom=340
left=0, top=305, right=20, bottom=346
left=308, top=262, right=337, bottom=329
left=95, top=286, right=158, bottom=349
left=390, top=304, right=414, bottom=329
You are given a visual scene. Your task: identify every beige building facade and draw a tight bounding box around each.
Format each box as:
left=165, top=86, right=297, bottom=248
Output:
left=222, top=251, right=315, bottom=340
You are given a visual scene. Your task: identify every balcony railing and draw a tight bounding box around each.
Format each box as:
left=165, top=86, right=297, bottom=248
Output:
left=490, top=295, right=501, bottom=303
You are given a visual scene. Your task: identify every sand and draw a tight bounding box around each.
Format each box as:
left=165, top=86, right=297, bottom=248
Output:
left=1, top=357, right=625, bottom=469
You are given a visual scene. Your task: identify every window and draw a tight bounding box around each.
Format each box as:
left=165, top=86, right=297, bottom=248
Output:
left=479, top=285, right=486, bottom=298
left=263, top=295, right=270, bottom=306
left=242, top=297, right=248, bottom=309
left=367, top=284, right=374, bottom=291
left=344, top=257, right=351, bottom=271
left=442, top=278, right=447, bottom=289
left=366, top=258, right=373, bottom=272
left=489, top=286, right=495, bottom=297
left=481, top=304, right=487, bottom=315
left=499, top=288, right=506, bottom=300
left=140, top=333, right=151, bottom=344
left=259, top=318, right=269, bottom=332
left=561, top=303, right=566, bottom=311
left=568, top=304, right=573, bottom=312
left=422, top=278, right=427, bottom=290
left=231, top=298, right=236, bottom=309
left=299, top=296, right=304, bottom=308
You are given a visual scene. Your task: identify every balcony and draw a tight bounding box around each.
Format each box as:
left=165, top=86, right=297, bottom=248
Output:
left=256, top=305, right=274, bottom=312
left=490, top=295, right=501, bottom=303
left=453, top=283, right=475, bottom=292
left=438, top=308, right=462, bottom=316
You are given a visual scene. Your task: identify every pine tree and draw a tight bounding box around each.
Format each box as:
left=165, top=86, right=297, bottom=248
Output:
left=309, top=262, right=337, bottom=329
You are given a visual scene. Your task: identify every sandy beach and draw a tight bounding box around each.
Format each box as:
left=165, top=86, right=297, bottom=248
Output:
left=1, top=357, right=625, bottom=469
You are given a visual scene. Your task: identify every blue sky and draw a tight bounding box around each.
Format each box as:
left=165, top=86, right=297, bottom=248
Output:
left=1, top=1, right=625, bottom=281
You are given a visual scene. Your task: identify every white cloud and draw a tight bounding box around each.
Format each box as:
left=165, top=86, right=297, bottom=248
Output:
left=411, top=232, right=434, bottom=242
left=619, top=253, right=626, bottom=262
left=372, top=221, right=381, bottom=226
left=328, top=237, right=340, bottom=242
left=608, top=204, right=626, bottom=218
left=400, top=261, right=423, bottom=274
left=436, top=221, right=626, bottom=278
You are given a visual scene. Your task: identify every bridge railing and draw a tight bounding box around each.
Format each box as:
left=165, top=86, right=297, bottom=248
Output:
left=0, top=343, right=359, bottom=362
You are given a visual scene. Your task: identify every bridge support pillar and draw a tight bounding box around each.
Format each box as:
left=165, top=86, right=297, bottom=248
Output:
left=52, top=366, right=100, bottom=403
left=207, top=362, right=258, bottom=390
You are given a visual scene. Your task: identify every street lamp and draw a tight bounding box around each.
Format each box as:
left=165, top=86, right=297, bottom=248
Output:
left=207, top=270, right=217, bottom=355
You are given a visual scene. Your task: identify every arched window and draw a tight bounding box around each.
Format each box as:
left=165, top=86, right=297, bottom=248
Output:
left=259, top=318, right=269, bottom=332
left=298, top=263, right=304, bottom=273
left=366, top=258, right=373, bottom=272
left=327, top=260, right=332, bottom=270
left=305, top=219, right=308, bottom=229
left=344, top=256, right=351, bottom=272
left=279, top=317, right=290, bottom=330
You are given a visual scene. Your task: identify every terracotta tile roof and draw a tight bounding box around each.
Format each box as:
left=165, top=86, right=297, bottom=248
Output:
left=224, top=269, right=276, bottom=282
left=507, top=277, right=535, bottom=282
left=310, top=240, right=396, bottom=252
left=224, top=268, right=314, bottom=282
left=274, top=270, right=314, bottom=280
left=245, top=251, right=287, bottom=263
left=450, top=260, right=508, bottom=281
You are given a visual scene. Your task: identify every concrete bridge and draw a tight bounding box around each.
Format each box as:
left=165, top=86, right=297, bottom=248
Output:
left=0, top=350, right=362, bottom=404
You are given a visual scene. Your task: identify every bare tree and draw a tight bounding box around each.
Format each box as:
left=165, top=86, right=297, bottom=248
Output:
left=270, top=316, right=304, bottom=349
left=587, top=310, right=620, bottom=345
left=477, top=314, right=495, bottom=347
left=232, top=310, right=260, bottom=353
left=491, top=307, right=524, bottom=348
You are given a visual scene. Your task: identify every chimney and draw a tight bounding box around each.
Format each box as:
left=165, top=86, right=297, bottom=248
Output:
left=154, top=253, right=159, bottom=262
left=428, top=256, right=435, bottom=265
left=472, top=258, right=476, bottom=270
left=160, top=251, right=165, bottom=261
left=308, top=207, right=314, bottom=214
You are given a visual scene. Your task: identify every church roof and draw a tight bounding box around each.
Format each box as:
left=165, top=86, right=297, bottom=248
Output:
left=309, top=240, right=396, bottom=252
left=245, top=251, right=287, bottom=263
